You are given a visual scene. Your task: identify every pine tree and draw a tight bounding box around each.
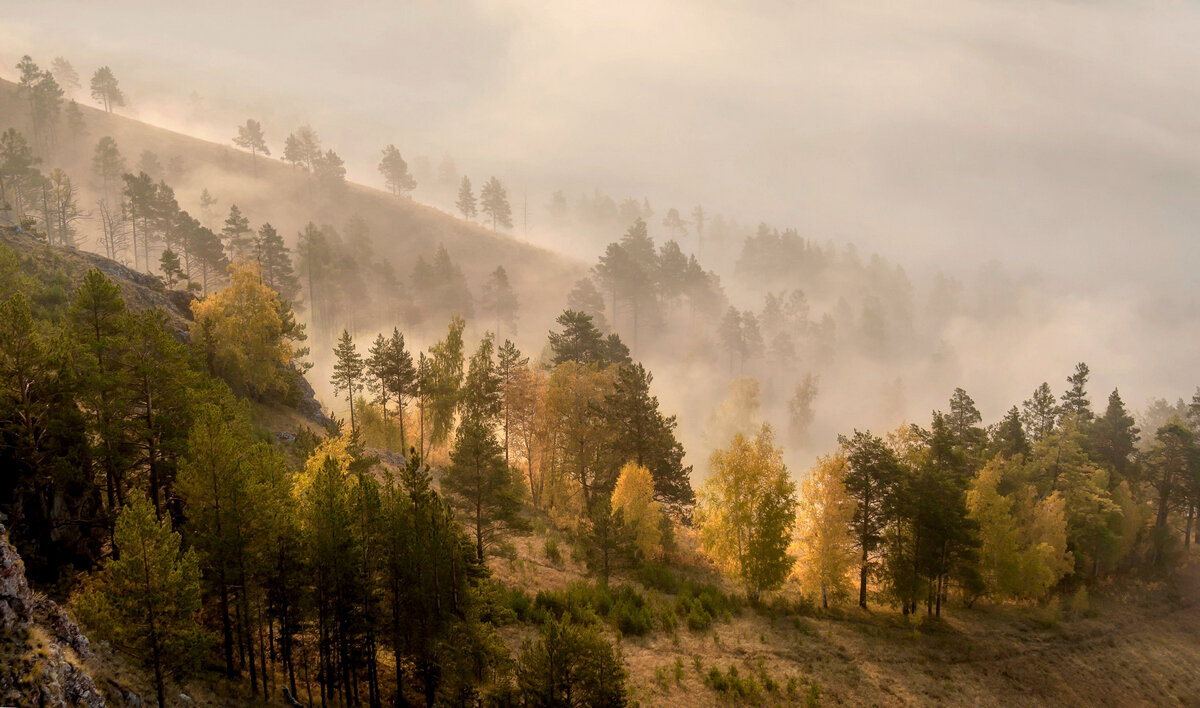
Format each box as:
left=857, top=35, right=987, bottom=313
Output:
left=443, top=415, right=526, bottom=561
left=1090, top=388, right=1139, bottom=485
left=479, top=265, right=519, bottom=338
left=221, top=204, right=252, bottom=261
left=1022, top=382, right=1059, bottom=442
left=456, top=176, right=477, bottom=220
left=718, top=306, right=743, bottom=375
left=50, top=56, right=80, bottom=97
left=253, top=222, right=301, bottom=302
left=460, top=334, right=501, bottom=426
left=159, top=249, right=183, bottom=287
left=496, top=339, right=528, bottom=470
left=233, top=119, right=271, bottom=176
left=72, top=494, right=206, bottom=708
left=601, top=363, right=694, bottom=516
left=991, top=405, right=1030, bottom=459
left=175, top=402, right=265, bottom=680
left=89, top=66, right=125, bottom=112
left=331, top=329, right=365, bottom=433
left=1061, top=362, right=1093, bottom=423
left=840, top=429, right=900, bottom=608
left=69, top=270, right=131, bottom=516
left=698, top=424, right=797, bottom=600
left=567, top=277, right=608, bottom=331
left=516, top=618, right=628, bottom=705
left=479, top=176, right=512, bottom=230
left=378, top=144, right=417, bottom=197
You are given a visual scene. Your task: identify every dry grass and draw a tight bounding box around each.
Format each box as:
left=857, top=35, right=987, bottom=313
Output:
left=490, top=521, right=1200, bottom=707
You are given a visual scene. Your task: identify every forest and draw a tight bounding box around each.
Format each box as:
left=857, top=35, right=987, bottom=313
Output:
left=3, top=45, right=1200, bottom=708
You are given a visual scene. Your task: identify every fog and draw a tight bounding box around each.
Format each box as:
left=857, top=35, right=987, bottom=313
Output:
left=5, top=0, right=1200, bottom=472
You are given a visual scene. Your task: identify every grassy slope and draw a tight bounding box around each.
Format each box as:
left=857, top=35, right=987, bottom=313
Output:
left=492, top=524, right=1200, bottom=707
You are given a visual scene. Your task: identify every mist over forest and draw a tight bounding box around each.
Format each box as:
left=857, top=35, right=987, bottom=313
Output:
left=2, top=2, right=1200, bottom=707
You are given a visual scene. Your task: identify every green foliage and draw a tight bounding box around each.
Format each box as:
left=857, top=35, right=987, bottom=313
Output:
left=699, top=424, right=797, bottom=600
left=515, top=617, right=628, bottom=707
left=543, top=537, right=562, bottom=565
left=73, top=495, right=208, bottom=707
left=443, top=413, right=528, bottom=561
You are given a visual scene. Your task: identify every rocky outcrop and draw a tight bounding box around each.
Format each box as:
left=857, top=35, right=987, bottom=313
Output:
left=0, top=522, right=106, bottom=708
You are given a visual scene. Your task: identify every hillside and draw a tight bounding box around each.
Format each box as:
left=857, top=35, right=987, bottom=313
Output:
left=0, top=77, right=583, bottom=342
left=498, top=524, right=1200, bottom=707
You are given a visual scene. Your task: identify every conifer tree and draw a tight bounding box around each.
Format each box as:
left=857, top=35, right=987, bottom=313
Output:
left=1022, top=382, right=1059, bottom=442
left=221, top=204, right=252, bottom=261
left=992, top=405, right=1030, bottom=459
left=90, top=66, right=125, bottom=112
left=253, top=222, right=301, bottom=303
left=233, top=119, right=270, bottom=176
left=51, top=56, right=80, bottom=97
left=73, top=494, right=206, bottom=708
left=69, top=269, right=131, bottom=515
left=1090, top=388, right=1139, bottom=484
left=601, top=363, right=694, bottom=516
left=456, top=176, right=477, bottom=220
left=443, top=415, right=526, bottom=561
left=840, top=429, right=900, bottom=608
left=479, top=265, right=519, bottom=338
left=460, top=334, right=502, bottom=426
left=496, top=339, right=528, bottom=469
left=1061, top=362, right=1093, bottom=423
left=331, top=329, right=365, bottom=433
left=479, top=176, right=512, bottom=230
left=567, top=277, right=609, bottom=331
left=378, top=144, right=417, bottom=197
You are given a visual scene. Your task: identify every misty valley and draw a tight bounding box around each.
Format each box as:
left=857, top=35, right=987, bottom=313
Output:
left=3, top=5, right=1200, bottom=707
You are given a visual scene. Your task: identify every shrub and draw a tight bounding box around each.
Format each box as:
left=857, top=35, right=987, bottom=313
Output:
left=637, top=562, right=679, bottom=593
left=686, top=604, right=714, bottom=631
left=516, top=617, right=628, bottom=705
left=704, top=664, right=761, bottom=701
left=502, top=587, right=535, bottom=623
left=611, top=586, right=654, bottom=636
left=544, top=537, right=562, bottom=565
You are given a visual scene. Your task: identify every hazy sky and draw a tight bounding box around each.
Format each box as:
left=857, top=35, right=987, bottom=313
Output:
left=5, top=0, right=1200, bottom=287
